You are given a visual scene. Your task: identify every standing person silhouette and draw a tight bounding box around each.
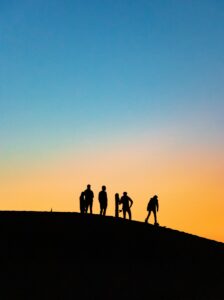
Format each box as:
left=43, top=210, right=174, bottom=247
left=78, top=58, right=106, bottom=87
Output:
left=120, top=192, right=133, bottom=220
left=98, top=185, right=108, bottom=216
left=84, top=184, right=94, bottom=214
left=145, top=195, right=159, bottom=225
left=115, top=193, right=120, bottom=218
left=79, top=191, right=86, bottom=214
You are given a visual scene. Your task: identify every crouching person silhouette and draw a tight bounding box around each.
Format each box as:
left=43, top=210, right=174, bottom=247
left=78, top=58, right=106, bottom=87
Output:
left=145, top=195, right=159, bottom=225
left=120, top=192, right=133, bottom=220
left=79, top=191, right=86, bottom=214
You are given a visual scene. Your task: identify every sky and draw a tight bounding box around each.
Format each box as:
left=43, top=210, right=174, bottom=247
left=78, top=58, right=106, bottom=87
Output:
left=0, top=0, right=224, bottom=242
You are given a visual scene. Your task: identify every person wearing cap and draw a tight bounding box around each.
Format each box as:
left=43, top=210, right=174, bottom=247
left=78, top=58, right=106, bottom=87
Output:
left=98, top=185, right=108, bottom=216
left=84, top=184, right=94, bottom=214
left=120, top=192, right=133, bottom=220
left=145, top=195, right=159, bottom=225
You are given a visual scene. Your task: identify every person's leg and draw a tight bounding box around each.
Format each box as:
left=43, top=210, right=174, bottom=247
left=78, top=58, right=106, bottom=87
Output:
left=145, top=211, right=151, bottom=223
left=123, top=209, right=126, bottom=219
left=85, top=202, right=89, bottom=213
left=83, top=201, right=86, bottom=213
left=90, top=200, right=93, bottom=214
left=127, top=208, right=132, bottom=220
left=153, top=209, right=157, bottom=224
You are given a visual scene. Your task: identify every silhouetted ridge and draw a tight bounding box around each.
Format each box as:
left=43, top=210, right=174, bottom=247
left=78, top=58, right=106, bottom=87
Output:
left=0, top=211, right=223, bottom=300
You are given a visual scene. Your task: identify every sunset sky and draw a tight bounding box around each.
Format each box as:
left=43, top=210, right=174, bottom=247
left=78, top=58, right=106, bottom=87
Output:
left=1, top=0, right=224, bottom=242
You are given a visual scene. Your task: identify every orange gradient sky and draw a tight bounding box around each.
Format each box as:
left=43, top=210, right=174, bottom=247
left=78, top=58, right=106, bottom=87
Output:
left=1, top=125, right=224, bottom=242
left=1, top=1, right=224, bottom=243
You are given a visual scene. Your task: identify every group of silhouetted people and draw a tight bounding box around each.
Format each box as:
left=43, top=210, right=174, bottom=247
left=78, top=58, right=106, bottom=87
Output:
left=79, top=184, right=159, bottom=225
left=79, top=184, right=94, bottom=214
left=80, top=184, right=107, bottom=215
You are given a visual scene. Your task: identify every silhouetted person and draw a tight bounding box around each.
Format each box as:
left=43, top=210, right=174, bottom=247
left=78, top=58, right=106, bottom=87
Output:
left=120, top=192, right=133, bottom=220
left=115, top=193, right=120, bottom=218
left=145, top=195, right=159, bottom=225
left=79, top=191, right=86, bottom=214
left=84, top=184, right=94, bottom=214
left=98, top=185, right=108, bottom=216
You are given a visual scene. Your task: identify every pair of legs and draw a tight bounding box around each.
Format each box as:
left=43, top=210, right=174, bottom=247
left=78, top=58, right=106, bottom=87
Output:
left=100, top=205, right=107, bottom=216
left=123, top=207, right=132, bottom=220
left=80, top=203, right=86, bottom=214
left=86, top=200, right=93, bottom=214
left=145, top=209, right=157, bottom=224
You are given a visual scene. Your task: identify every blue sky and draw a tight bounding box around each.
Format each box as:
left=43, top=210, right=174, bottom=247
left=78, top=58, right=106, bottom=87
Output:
left=1, top=0, right=224, bottom=157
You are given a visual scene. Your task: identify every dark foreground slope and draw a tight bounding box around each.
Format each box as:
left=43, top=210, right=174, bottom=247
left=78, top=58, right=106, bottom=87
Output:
left=0, top=211, right=223, bottom=300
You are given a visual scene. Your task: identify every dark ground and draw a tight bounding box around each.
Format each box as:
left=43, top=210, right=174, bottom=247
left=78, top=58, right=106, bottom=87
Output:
left=0, top=211, right=223, bottom=300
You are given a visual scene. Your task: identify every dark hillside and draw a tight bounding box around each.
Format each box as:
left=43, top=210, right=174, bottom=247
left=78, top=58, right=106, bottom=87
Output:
left=0, top=211, right=223, bottom=299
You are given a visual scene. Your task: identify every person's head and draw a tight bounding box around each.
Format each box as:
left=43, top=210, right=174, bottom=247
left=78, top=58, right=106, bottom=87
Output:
left=115, top=193, right=119, bottom=199
left=123, top=192, right=127, bottom=196
left=154, top=195, right=158, bottom=199
left=102, top=185, right=106, bottom=191
left=87, top=184, right=91, bottom=189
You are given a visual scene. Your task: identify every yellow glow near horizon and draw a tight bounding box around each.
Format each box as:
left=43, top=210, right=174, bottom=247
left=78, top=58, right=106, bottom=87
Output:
left=1, top=136, right=223, bottom=243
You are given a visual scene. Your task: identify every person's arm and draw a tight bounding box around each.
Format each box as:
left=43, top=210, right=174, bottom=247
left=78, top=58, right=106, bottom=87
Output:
left=157, top=200, right=159, bottom=212
left=129, top=198, right=133, bottom=208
